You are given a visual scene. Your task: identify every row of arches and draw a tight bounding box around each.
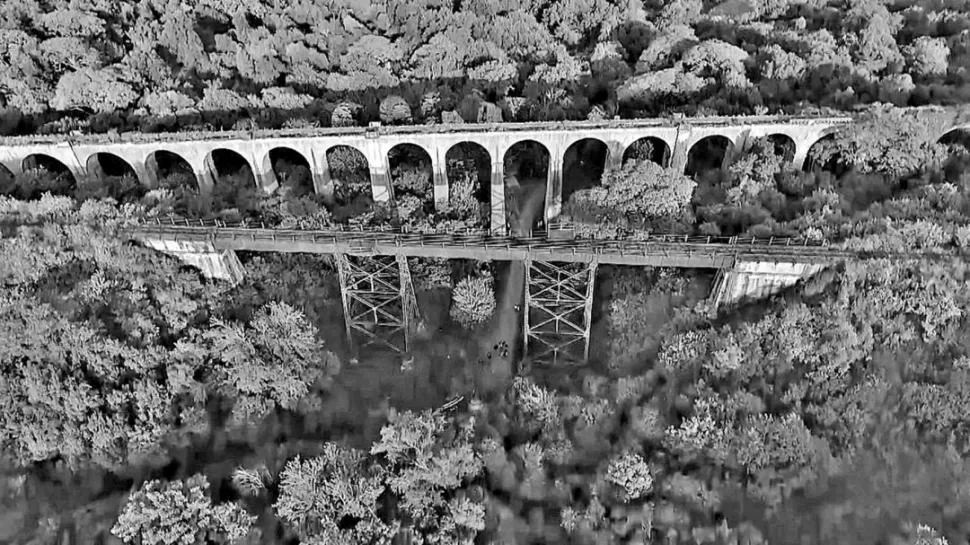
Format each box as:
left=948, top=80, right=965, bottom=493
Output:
left=4, top=128, right=969, bottom=206
left=0, top=134, right=779, bottom=194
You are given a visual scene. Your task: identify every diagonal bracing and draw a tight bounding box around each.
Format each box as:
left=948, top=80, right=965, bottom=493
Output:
left=335, top=254, right=419, bottom=355
left=523, top=260, right=598, bottom=366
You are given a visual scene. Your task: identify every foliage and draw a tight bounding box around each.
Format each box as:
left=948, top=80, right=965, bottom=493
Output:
left=380, top=95, right=413, bottom=125
left=563, top=159, right=696, bottom=235
left=814, top=106, right=948, bottom=178
left=371, top=409, right=485, bottom=543
left=410, top=258, right=454, bottom=291
left=450, top=274, right=496, bottom=329
left=175, top=301, right=338, bottom=428
left=605, top=453, right=653, bottom=501
left=112, top=474, right=255, bottom=545
left=275, top=446, right=391, bottom=544
left=0, top=0, right=963, bottom=135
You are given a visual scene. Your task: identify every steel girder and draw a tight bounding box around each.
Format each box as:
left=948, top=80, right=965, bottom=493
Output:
left=335, top=254, right=419, bottom=355
left=523, top=259, right=598, bottom=366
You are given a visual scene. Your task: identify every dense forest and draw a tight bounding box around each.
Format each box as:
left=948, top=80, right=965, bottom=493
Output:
left=4, top=0, right=970, bottom=544
left=0, top=0, right=969, bottom=134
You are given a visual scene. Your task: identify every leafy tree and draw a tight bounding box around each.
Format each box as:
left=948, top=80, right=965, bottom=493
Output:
left=846, top=0, right=904, bottom=75
left=542, top=0, right=623, bottom=47
left=393, top=166, right=433, bottom=200
left=813, top=106, right=948, bottom=178
left=657, top=0, right=703, bottom=28
left=112, top=474, right=255, bottom=545
left=681, top=39, right=751, bottom=87
left=140, top=90, right=195, bottom=117
left=450, top=274, right=496, bottom=329
left=757, top=44, right=807, bottom=81
left=39, top=37, right=102, bottom=72
left=605, top=453, right=654, bottom=501
left=174, top=301, right=338, bottom=428
left=329, top=35, right=402, bottom=91
left=636, top=24, right=697, bottom=72
left=379, top=94, right=413, bottom=125
left=906, top=36, right=949, bottom=77
left=275, top=445, right=392, bottom=543
left=260, top=87, right=313, bottom=111
left=0, top=206, right=226, bottom=469
left=331, top=101, right=362, bottom=127
left=371, top=409, right=485, bottom=544
left=198, top=84, right=255, bottom=119
left=38, top=9, right=105, bottom=38
left=50, top=68, right=139, bottom=113
left=562, top=159, right=696, bottom=235
left=726, top=137, right=788, bottom=205
left=486, top=11, right=556, bottom=59
left=409, top=258, right=454, bottom=290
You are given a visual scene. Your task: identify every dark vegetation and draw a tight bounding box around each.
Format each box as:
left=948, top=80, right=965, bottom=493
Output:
left=0, top=0, right=969, bottom=134
left=3, top=0, right=970, bottom=544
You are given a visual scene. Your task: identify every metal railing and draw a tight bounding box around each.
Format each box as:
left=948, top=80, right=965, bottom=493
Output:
left=143, top=215, right=828, bottom=249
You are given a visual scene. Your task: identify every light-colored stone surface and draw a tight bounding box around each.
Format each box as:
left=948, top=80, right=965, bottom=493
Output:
left=711, top=259, right=825, bottom=308
left=141, top=238, right=244, bottom=283
left=4, top=111, right=964, bottom=236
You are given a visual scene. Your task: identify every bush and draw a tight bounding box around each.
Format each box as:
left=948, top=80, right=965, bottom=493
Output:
left=606, top=453, right=654, bottom=501
left=112, top=475, right=255, bottom=545
left=379, top=95, right=412, bottom=124
left=450, top=274, right=496, bottom=329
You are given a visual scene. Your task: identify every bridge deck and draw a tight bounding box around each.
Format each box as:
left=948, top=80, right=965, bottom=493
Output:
left=128, top=224, right=851, bottom=269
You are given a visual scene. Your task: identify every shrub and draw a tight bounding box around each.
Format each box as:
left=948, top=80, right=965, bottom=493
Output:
left=450, top=274, right=496, bottom=328
left=606, top=453, right=654, bottom=501
left=112, top=475, right=255, bottom=545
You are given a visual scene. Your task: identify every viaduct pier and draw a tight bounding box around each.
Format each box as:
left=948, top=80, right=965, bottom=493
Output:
left=0, top=114, right=858, bottom=234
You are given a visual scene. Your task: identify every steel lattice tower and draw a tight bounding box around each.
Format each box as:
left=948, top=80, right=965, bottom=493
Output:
left=523, top=259, right=598, bottom=366
left=335, top=254, right=419, bottom=355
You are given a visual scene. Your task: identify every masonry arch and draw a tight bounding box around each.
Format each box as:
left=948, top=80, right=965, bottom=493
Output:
left=766, top=134, right=796, bottom=162
left=81, top=152, right=145, bottom=203
left=388, top=143, right=433, bottom=207
left=622, top=136, right=671, bottom=167
left=445, top=141, right=491, bottom=206
left=266, top=147, right=313, bottom=197
left=803, top=133, right=840, bottom=174
left=686, top=135, right=733, bottom=178
left=20, top=154, right=76, bottom=198
left=206, top=148, right=256, bottom=188
left=147, top=150, right=198, bottom=190
left=325, top=145, right=370, bottom=214
left=0, top=163, right=15, bottom=196
left=503, top=140, right=550, bottom=235
left=86, top=152, right=137, bottom=182
left=938, top=127, right=970, bottom=182
left=562, top=138, right=609, bottom=205
left=939, top=127, right=970, bottom=151
left=205, top=148, right=259, bottom=217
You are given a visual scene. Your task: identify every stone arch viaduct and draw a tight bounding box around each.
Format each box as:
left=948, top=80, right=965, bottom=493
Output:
left=2, top=113, right=968, bottom=233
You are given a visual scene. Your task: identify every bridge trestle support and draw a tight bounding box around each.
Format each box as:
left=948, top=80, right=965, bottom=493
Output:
left=335, top=254, right=420, bottom=356
left=523, top=259, right=598, bottom=367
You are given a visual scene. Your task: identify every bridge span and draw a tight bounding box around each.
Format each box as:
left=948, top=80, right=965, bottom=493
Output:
left=1, top=114, right=859, bottom=235
left=128, top=219, right=845, bottom=365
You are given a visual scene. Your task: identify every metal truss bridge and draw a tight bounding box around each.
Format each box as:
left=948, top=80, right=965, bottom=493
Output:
left=128, top=217, right=852, bottom=365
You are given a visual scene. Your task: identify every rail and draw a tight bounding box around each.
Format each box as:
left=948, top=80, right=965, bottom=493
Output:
left=142, top=215, right=828, bottom=249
